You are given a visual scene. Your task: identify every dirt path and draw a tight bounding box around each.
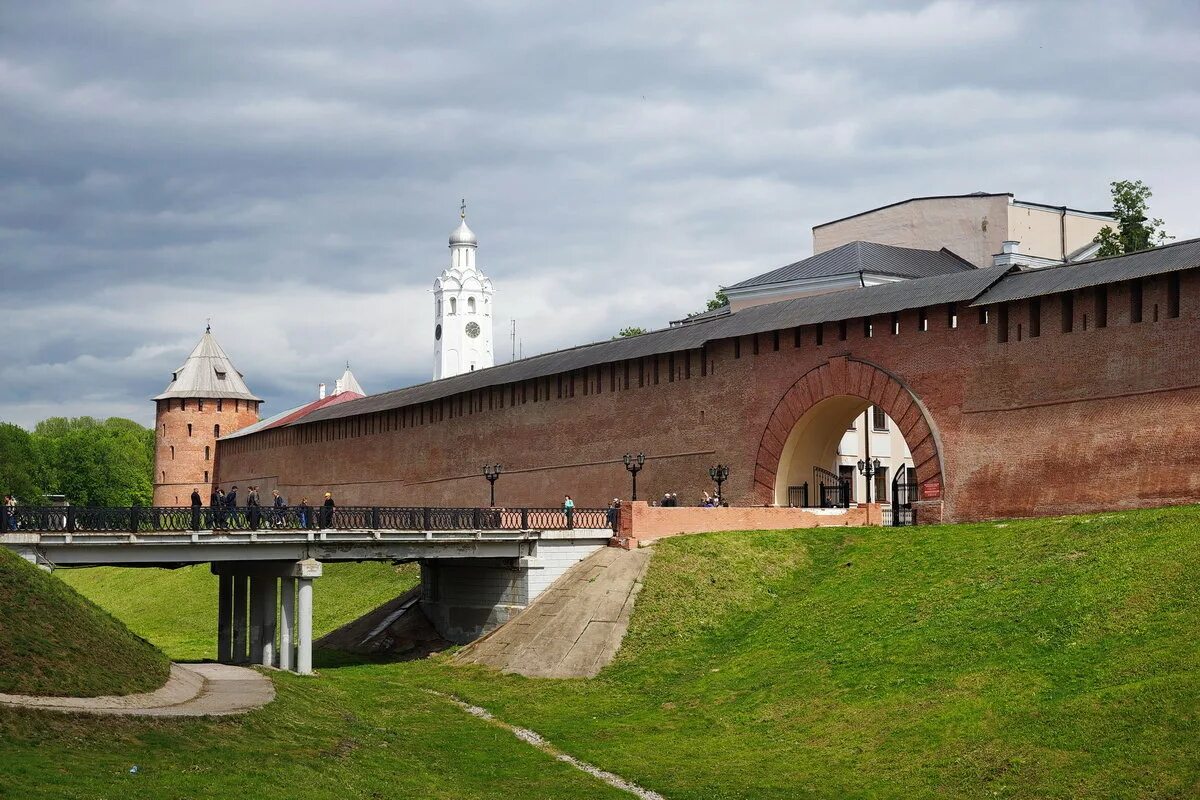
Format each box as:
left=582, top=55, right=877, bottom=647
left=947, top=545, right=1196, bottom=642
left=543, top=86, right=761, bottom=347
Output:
left=0, top=663, right=274, bottom=717
left=456, top=546, right=652, bottom=677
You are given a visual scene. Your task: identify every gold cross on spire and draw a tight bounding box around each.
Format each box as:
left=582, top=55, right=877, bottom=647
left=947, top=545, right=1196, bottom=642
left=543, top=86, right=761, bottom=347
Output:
left=460, top=198, right=466, bottom=220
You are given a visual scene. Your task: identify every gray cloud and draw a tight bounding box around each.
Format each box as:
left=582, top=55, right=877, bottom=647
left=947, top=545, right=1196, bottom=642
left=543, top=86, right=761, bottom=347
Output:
left=2, top=0, right=1198, bottom=428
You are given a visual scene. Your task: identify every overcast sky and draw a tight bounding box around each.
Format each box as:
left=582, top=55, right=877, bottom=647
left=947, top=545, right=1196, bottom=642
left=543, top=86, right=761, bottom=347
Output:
left=2, top=0, right=1198, bottom=429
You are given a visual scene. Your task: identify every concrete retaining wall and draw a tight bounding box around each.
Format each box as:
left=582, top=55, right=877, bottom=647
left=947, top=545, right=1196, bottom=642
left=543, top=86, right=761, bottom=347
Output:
left=612, top=501, right=882, bottom=548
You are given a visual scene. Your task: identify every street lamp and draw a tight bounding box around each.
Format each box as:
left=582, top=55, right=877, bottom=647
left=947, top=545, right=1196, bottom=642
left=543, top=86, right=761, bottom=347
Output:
left=856, top=458, right=881, bottom=504
left=622, top=452, right=646, bottom=501
left=708, top=464, right=730, bottom=503
left=482, top=463, right=502, bottom=507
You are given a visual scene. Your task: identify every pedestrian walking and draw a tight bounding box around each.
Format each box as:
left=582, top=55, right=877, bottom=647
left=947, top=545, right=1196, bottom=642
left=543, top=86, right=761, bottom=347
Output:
left=298, top=498, right=311, bottom=529
left=225, top=486, right=239, bottom=528
left=563, top=494, right=575, bottom=529
left=247, top=485, right=261, bottom=529
left=190, top=488, right=203, bottom=531
left=321, top=492, right=335, bottom=529
left=3, top=494, right=16, bottom=531
left=212, top=487, right=226, bottom=528
left=271, top=489, right=285, bottom=527
left=606, top=498, right=620, bottom=532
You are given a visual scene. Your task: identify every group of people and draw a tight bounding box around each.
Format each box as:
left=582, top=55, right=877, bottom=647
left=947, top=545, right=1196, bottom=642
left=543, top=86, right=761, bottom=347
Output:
left=2, top=494, right=16, bottom=531
left=188, top=487, right=336, bottom=531
left=651, top=491, right=728, bottom=508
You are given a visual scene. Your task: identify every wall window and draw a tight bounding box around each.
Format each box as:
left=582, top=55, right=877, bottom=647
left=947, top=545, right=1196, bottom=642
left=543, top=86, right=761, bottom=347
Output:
left=204, top=470, right=209, bottom=484
left=947, top=304, right=958, bottom=329
left=838, top=320, right=847, bottom=341
left=918, top=309, right=929, bottom=332
left=864, top=318, right=873, bottom=338
left=979, top=307, right=989, bottom=325
left=449, top=297, right=457, bottom=314
left=815, top=325, right=824, bottom=346
left=187, top=423, right=193, bottom=436
left=1130, top=279, right=1143, bottom=323
left=793, top=327, right=802, bottom=347
left=198, top=399, right=205, bottom=411
left=213, top=424, right=220, bottom=437
left=1096, top=286, right=1108, bottom=328
left=891, top=313, right=900, bottom=335
left=772, top=330, right=780, bottom=351
left=468, top=296, right=476, bottom=313
left=235, top=400, right=240, bottom=412
left=1029, top=297, right=1041, bottom=338
left=1060, top=294, right=1074, bottom=333
left=217, top=399, right=223, bottom=411
left=752, top=335, right=759, bottom=355
left=170, top=445, right=175, bottom=460
left=204, top=445, right=210, bottom=461
left=872, top=406, right=888, bottom=430
left=998, top=304, right=1010, bottom=343
left=733, top=338, right=741, bottom=359
left=1167, top=272, right=1181, bottom=318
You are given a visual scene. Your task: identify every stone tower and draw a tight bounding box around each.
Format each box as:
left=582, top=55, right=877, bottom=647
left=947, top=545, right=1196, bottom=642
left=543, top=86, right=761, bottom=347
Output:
left=433, top=201, right=494, bottom=380
left=152, top=327, right=261, bottom=507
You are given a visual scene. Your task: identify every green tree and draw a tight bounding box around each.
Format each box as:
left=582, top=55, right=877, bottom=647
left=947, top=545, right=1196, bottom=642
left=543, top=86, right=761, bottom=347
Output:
left=0, top=423, right=43, bottom=502
left=688, top=289, right=729, bottom=319
left=615, top=326, right=648, bottom=338
left=1093, top=179, right=1171, bottom=257
left=30, top=417, right=154, bottom=506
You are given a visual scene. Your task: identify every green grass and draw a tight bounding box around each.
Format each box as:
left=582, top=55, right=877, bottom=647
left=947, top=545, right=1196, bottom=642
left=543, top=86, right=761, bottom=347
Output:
left=0, top=547, right=169, bottom=697
left=58, top=561, right=420, bottom=661
left=2, top=506, right=1197, bottom=798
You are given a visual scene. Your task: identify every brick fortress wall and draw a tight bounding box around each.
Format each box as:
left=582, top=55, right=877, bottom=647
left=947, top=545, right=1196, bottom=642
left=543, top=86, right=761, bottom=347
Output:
left=153, top=398, right=259, bottom=506
left=215, top=269, right=1199, bottom=522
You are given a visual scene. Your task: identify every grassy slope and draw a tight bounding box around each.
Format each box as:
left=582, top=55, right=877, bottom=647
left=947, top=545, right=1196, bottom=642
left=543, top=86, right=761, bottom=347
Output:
left=0, top=548, right=169, bottom=697
left=58, top=561, right=420, bottom=661
left=2, top=506, right=1196, bottom=799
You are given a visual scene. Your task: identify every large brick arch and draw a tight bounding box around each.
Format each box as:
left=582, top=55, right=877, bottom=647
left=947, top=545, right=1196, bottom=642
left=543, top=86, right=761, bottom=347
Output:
left=751, top=355, right=945, bottom=505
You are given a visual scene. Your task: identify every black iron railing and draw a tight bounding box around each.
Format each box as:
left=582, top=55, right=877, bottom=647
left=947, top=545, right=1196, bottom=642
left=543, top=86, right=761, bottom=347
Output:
left=890, top=467, right=918, bottom=527
left=813, top=466, right=850, bottom=508
left=0, top=505, right=610, bottom=534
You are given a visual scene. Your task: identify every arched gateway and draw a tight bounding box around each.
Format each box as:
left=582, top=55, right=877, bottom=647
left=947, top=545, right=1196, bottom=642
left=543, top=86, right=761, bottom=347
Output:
left=752, top=356, right=943, bottom=508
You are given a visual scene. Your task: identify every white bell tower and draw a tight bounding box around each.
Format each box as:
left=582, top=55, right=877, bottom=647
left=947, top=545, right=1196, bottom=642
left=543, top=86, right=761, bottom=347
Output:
left=433, top=200, right=494, bottom=380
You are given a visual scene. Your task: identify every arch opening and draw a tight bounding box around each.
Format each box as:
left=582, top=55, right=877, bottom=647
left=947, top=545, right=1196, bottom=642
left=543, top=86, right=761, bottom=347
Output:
left=774, top=396, right=914, bottom=507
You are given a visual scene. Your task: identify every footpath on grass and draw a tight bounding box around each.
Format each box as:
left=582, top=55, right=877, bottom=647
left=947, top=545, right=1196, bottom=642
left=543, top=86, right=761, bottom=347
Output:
left=0, top=663, right=273, bottom=717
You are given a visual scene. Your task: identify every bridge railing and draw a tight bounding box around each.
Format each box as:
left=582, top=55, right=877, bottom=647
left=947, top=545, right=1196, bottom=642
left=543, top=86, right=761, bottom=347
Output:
left=1, top=505, right=612, bottom=534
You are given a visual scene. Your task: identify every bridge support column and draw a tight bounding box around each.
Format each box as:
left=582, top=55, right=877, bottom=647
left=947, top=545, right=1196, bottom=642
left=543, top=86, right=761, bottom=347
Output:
left=232, top=574, right=249, bottom=664
left=248, top=575, right=266, bottom=664
left=296, top=576, right=314, bottom=675
left=259, top=577, right=277, bottom=668
left=217, top=573, right=233, bottom=663
left=278, top=577, right=295, bottom=671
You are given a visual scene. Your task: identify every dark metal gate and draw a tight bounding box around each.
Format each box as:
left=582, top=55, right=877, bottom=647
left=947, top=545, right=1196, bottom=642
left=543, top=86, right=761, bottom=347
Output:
left=890, top=467, right=918, bottom=526
left=814, top=466, right=849, bottom=508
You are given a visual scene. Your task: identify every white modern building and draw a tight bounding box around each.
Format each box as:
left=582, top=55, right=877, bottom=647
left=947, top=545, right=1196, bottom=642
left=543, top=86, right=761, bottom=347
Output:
left=433, top=202, right=494, bottom=380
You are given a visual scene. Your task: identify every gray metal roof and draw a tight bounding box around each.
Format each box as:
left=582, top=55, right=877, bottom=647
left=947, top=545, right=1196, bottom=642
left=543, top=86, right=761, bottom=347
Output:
left=725, top=241, right=973, bottom=290
left=971, top=237, right=1200, bottom=306
left=153, top=330, right=261, bottom=402
left=297, top=265, right=1012, bottom=426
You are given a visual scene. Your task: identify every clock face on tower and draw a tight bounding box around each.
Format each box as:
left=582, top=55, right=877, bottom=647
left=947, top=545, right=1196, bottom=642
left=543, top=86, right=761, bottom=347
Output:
left=465, top=321, right=481, bottom=338
left=435, top=323, right=442, bottom=341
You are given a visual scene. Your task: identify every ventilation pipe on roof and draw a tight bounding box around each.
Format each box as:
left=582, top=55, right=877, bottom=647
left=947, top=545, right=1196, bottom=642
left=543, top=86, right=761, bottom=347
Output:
left=1002, top=241, right=1020, bottom=254
left=319, top=383, right=326, bottom=400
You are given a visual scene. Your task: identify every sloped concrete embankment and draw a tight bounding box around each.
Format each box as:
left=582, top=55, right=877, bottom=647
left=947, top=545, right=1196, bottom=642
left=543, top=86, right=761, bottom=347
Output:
left=455, top=546, right=652, bottom=678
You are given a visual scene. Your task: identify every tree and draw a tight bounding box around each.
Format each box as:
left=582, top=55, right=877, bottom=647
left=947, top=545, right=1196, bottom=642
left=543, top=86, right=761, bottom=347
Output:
left=1093, top=179, right=1171, bottom=257
left=30, top=416, right=154, bottom=506
left=688, top=289, right=729, bottom=319
left=615, top=326, right=648, bottom=338
left=0, top=423, right=43, bottom=502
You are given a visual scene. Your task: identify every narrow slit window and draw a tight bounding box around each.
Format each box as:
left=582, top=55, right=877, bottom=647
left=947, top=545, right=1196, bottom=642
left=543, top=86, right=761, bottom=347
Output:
left=815, top=325, right=824, bottom=346
left=734, top=338, right=741, bottom=359
left=918, top=309, right=929, bottom=332
left=772, top=331, right=780, bottom=351
left=998, top=304, right=1009, bottom=343
left=1130, top=279, right=1143, bottom=323
left=947, top=304, right=958, bottom=329
left=1061, top=294, right=1074, bottom=333
left=752, top=335, right=759, bottom=356
left=979, top=307, right=989, bottom=325
left=838, top=320, right=847, bottom=341
left=864, top=317, right=873, bottom=338
left=891, top=313, right=900, bottom=335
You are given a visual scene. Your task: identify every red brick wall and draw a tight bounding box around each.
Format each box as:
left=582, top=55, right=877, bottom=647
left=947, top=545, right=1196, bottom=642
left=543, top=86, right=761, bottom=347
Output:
left=153, top=398, right=259, bottom=506
left=618, top=501, right=881, bottom=547
left=215, top=269, right=1199, bottom=522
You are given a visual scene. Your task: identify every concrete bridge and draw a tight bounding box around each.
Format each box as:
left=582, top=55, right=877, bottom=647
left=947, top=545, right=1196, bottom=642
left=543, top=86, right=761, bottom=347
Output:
left=1, top=505, right=613, bottom=674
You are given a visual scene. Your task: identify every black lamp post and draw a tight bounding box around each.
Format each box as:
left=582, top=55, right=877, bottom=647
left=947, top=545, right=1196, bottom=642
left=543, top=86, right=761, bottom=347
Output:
left=622, top=452, right=646, bottom=500
left=708, top=464, right=730, bottom=503
left=482, top=463, right=502, bottom=507
left=856, top=458, right=881, bottom=504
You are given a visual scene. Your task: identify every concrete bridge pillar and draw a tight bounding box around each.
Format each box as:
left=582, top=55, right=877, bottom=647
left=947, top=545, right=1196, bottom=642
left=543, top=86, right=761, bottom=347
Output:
left=211, top=559, right=321, bottom=674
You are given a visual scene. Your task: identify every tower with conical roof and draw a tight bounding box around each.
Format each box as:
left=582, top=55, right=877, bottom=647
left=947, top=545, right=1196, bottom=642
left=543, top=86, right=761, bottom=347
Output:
left=151, top=326, right=262, bottom=506
left=433, top=200, right=494, bottom=379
